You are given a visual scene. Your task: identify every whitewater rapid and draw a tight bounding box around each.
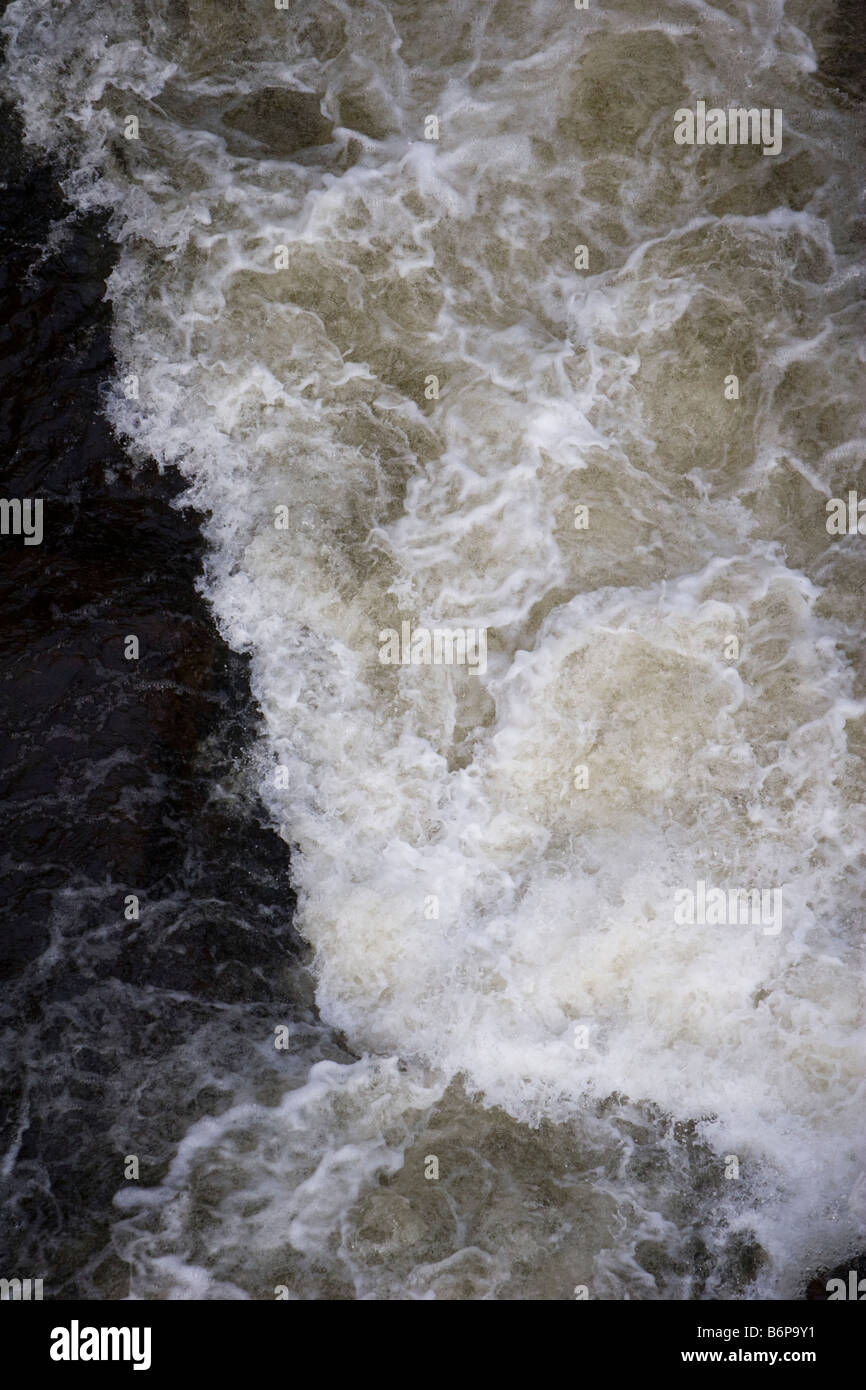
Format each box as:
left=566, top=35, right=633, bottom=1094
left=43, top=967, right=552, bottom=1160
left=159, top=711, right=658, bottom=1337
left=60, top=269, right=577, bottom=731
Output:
left=3, top=0, right=864, bottom=1298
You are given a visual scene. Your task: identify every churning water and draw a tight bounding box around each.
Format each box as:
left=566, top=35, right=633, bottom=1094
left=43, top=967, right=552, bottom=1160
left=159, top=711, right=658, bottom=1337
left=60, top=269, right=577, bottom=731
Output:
left=2, top=0, right=864, bottom=1298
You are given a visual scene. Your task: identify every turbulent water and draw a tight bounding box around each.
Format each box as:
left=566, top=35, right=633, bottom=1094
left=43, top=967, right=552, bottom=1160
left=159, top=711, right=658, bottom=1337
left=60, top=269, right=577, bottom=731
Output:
left=2, top=0, right=864, bottom=1299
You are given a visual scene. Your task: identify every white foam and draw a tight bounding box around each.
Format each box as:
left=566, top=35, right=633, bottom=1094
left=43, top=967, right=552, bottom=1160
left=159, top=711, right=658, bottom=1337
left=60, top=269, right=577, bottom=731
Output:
left=4, top=0, right=863, bottom=1297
